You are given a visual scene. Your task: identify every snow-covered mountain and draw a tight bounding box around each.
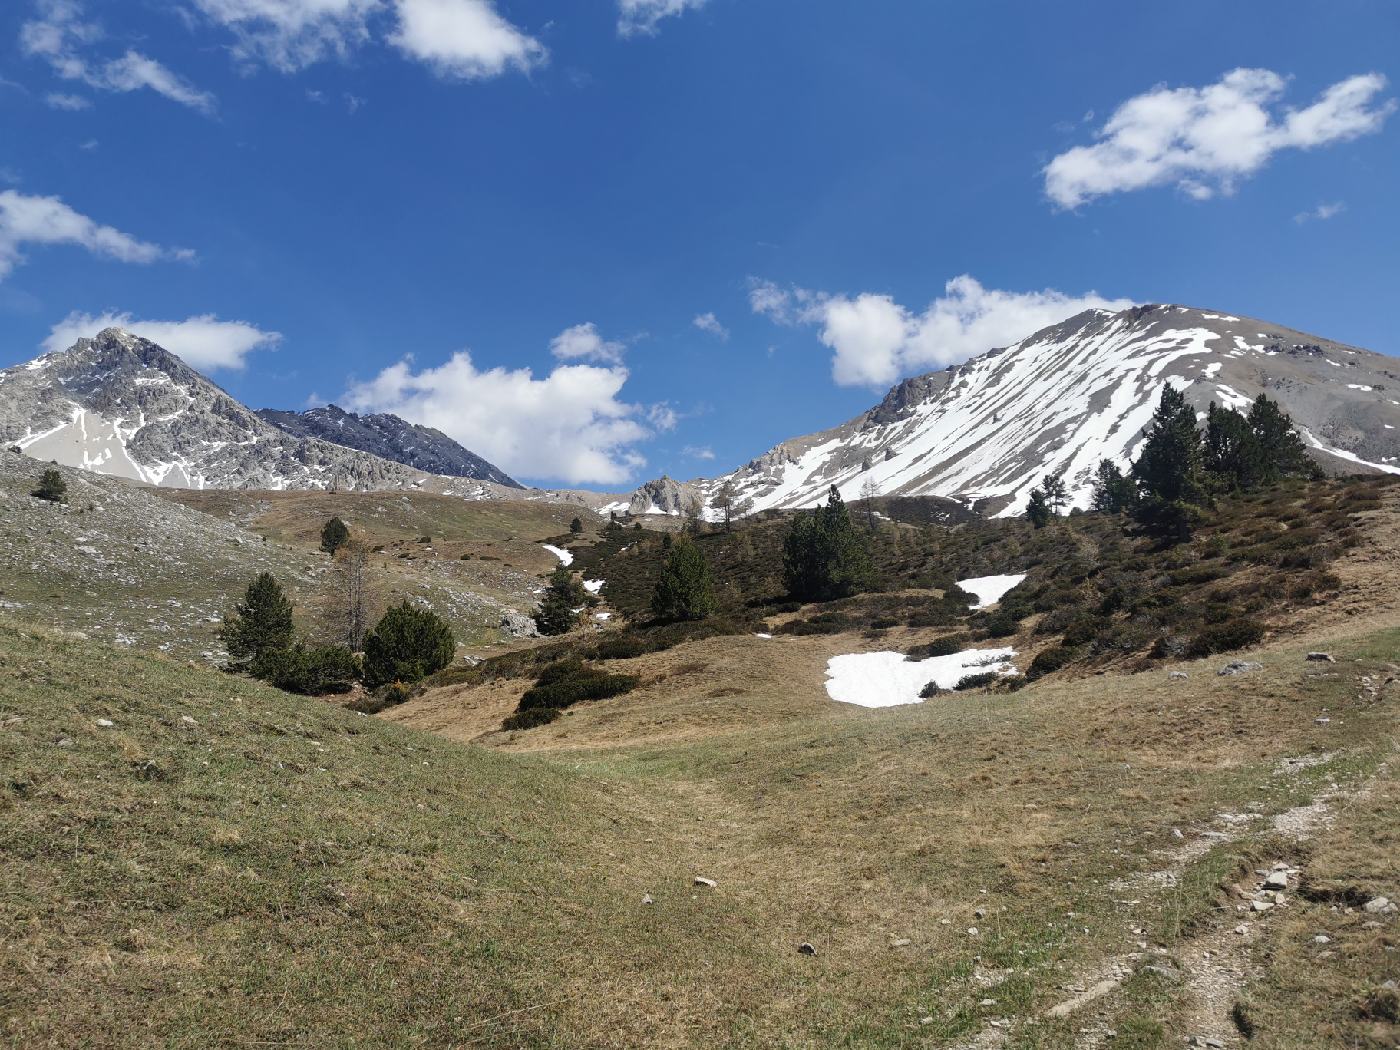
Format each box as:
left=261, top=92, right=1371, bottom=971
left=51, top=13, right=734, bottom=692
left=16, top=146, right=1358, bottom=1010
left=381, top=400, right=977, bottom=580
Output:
left=0, top=329, right=435, bottom=491
left=255, top=404, right=520, bottom=487
left=624, top=304, right=1400, bottom=518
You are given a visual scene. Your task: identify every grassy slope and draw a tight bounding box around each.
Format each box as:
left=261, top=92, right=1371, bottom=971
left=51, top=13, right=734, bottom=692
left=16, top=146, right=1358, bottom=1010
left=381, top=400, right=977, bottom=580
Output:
left=6, top=609, right=1398, bottom=1047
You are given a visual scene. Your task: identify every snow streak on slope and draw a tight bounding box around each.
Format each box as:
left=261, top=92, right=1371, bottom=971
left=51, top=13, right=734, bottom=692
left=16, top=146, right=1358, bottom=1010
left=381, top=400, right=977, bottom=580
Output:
left=671, top=305, right=1400, bottom=518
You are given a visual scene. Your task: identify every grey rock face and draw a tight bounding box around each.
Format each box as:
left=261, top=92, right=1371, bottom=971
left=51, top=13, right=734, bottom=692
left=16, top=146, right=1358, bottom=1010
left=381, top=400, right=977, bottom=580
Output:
left=0, top=329, right=427, bottom=491
left=622, top=304, right=1400, bottom=518
left=256, top=404, right=520, bottom=487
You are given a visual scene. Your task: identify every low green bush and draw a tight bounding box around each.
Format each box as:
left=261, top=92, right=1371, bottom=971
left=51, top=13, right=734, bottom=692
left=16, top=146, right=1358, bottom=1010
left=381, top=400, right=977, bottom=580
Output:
left=905, top=633, right=974, bottom=660
left=1186, top=618, right=1266, bottom=657
left=953, top=671, right=1000, bottom=691
left=516, top=659, right=640, bottom=714
left=502, top=707, right=561, bottom=731
left=1027, top=644, right=1078, bottom=679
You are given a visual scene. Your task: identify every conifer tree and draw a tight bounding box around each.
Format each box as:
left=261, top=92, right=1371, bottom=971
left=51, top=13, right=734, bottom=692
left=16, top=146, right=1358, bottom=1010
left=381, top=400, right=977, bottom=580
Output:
left=1132, top=385, right=1207, bottom=541
left=1090, top=459, right=1135, bottom=513
left=32, top=468, right=67, bottom=503
left=782, top=486, right=872, bottom=601
left=1203, top=402, right=1261, bottom=491
left=1026, top=487, right=1051, bottom=528
left=1040, top=472, right=1068, bottom=516
left=651, top=536, right=715, bottom=622
left=221, top=573, right=295, bottom=674
left=362, top=601, right=455, bottom=689
left=1247, top=394, right=1314, bottom=484
left=320, top=516, right=350, bottom=554
left=533, top=566, right=589, bottom=636
left=569, top=516, right=584, bottom=535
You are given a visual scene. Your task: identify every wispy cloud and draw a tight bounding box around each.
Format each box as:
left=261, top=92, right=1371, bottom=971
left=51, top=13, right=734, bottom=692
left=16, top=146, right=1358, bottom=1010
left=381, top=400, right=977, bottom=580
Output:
left=692, top=311, right=729, bottom=341
left=682, top=444, right=715, bottom=460
left=1045, top=69, right=1395, bottom=209
left=44, top=90, right=89, bottom=110
left=0, top=188, right=192, bottom=281
left=21, top=0, right=216, bottom=114
left=617, top=0, right=708, bottom=37
left=1294, top=201, right=1346, bottom=224
left=550, top=321, right=626, bottom=365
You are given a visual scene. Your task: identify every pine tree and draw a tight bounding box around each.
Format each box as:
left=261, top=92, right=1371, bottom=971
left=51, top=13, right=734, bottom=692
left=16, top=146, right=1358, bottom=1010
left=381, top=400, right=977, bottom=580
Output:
left=362, top=601, right=455, bottom=689
left=569, top=516, right=584, bottom=535
left=710, top=481, right=738, bottom=532
left=533, top=566, right=588, bottom=636
left=651, top=536, right=715, bottom=621
left=1026, top=487, right=1051, bottom=528
left=320, top=516, right=350, bottom=554
left=1090, top=459, right=1135, bottom=513
left=1040, top=472, right=1068, bottom=516
left=32, top=468, right=67, bottom=503
left=782, top=486, right=872, bottom=601
left=1131, top=384, right=1208, bottom=541
left=1203, top=402, right=1261, bottom=492
left=1247, top=394, right=1314, bottom=484
left=221, top=573, right=294, bottom=673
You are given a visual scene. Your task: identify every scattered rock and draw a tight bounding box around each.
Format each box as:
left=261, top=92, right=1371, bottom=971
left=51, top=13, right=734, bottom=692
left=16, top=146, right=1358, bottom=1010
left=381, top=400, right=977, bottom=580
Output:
left=1363, top=896, right=1395, bottom=915
left=1312, top=934, right=1331, bottom=945
left=95, top=718, right=114, bottom=728
left=55, top=736, right=74, bottom=748
left=1218, top=661, right=1263, bottom=676
left=1171, top=827, right=1185, bottom=840
left=1263, top=871, right=1289, bottom=891
left=974, top=907, right=987, bottom=919
left=1169, top=671, right=1189, bottom=680
left=693, top=876, right=717, bottom=889
left=498, top=611, right=539, bottom=639
left=967, top=926, right=979, bottom=937
left=641, top=894, right=653, bottom=905
left=889, top=937, right=911, bottom=948
left=797, top=942, right=817, bottom=956
left=1250, top=899, right=1275, bottom=913
left=1306, top=652, right=1336, bottom=662
left=1314, top=716, right=1332, bottom=725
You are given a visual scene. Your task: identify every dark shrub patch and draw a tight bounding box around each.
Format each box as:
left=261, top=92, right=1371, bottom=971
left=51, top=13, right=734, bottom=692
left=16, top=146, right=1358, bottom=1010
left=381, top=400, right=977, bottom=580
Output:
left=1186, top=618, right=1266, bottom=657
left=1028, top=645, right=1078, bottom=679
left=918, top=680, right=945, bottom=699
left=905, top=633, right=974, bottom=660
left=953, top=671, right=1000, bottom=691
left=516, top=659, right=639, bottom=714
left=502, top=707, right=562, bottom=732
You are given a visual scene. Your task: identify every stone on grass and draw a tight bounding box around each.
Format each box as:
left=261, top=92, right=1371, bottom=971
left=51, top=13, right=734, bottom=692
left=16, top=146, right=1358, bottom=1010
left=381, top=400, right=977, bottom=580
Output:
left=693, top=876, right=717, bottom=889
left=1263, top=871, right=1288, bottom=891
left=1306, top=652, right=1335, bottom=662
left=1218, top=661, right=1263, bottom=677
left=797, top=942, right=817, bottom=956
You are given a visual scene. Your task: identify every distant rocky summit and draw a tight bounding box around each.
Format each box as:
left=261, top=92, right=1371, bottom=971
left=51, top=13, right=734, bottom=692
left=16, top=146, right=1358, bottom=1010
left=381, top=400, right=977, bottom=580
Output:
left=256, top=404, right=519, bottom=487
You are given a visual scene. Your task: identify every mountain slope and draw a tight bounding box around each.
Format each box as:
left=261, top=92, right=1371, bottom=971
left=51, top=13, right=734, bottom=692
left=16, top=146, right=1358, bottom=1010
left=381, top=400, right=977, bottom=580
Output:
left=653, top=304, right=1400, bottom=517
left=256, top=403, right=520, bottom=487
left=0, top=329, right=430, bottom=491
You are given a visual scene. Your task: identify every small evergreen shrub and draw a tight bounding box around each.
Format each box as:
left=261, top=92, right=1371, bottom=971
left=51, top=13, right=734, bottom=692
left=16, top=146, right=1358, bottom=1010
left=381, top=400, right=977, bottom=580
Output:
left=905, top=633, right=973, bottom=660
left=1186, top=618, right=1266, bottom=657
left=264, top=644, right=361, bottom=695
left=1028, top=644, right=1078, bottom=679
left=917, top=681, right=945, bottom=699
left=516, top=659, right=639, bottom=713
left=362, top=602, right=455, bottom=689
left=953, top=671, right=1000, bottom=691
left=503, top=707, right=562, bottom=731
left=32, top=468, right=68, bottom=503
left=320, top=517, right=349, bottom=554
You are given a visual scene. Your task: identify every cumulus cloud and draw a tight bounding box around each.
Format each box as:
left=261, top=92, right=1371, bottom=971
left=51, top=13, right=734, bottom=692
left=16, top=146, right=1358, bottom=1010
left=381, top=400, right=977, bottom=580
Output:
left=0, top=188, right=190, bottom=280
left=343, top=348, right=651, bottom=486
left=618, top=0, right=708, bottom=36
left=682, top=444, right=715, bottom=460
left=21, top=0, right=216, bottom=113
left=549, top=321, right=625, bottom=364
left=42, top=311, right=282, bottom=370
left=1294, top=201, right=1346, bottom=224
left=692, top=311, right=729, bottom=340
left=752, top=274, right=1133, bottom=388
left=646, top=403, right=678, bottom=431
left=390, top=0, right=545, bottom=79
left=1045, top=69, right=1396, bottom=209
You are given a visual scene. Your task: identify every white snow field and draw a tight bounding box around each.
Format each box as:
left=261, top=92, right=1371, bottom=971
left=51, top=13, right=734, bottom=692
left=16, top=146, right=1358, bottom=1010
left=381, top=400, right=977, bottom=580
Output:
left=824, top=648, right=1018, bottom=708
left=583, top=579, right=605, bottom=594
left=541, top=544, right=574, bottom=566
left=956, top=573, right=1027, bottom=609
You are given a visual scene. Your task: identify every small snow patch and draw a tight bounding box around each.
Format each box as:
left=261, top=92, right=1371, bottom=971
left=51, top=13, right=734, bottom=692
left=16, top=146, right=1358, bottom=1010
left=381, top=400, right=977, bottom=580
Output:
left=825, top=648, right=1017, bottom=708
left=583, top=579, right=605, bottom=594
left=956, top=574, right=1026, bottom=609
left=541, top=544, right=574, bottom=566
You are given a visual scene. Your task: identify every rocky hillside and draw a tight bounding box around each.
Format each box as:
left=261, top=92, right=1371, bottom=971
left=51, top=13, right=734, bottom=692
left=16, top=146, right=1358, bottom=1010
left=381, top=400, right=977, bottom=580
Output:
left=625, top=304, right=1400, bottom=518
left=0, top=329, right=434, bottom=491
left=256, top=404, right=520, bottom=487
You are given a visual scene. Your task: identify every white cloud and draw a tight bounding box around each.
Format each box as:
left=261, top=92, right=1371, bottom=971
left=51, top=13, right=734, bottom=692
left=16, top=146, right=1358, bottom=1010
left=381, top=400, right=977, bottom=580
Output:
left=752, top=274, right=1133, bottom=388
left=390, top=0, right=545, bottom=80
left=21, top=0, right=216, bottom=114
left=1294, top=200, right=1346, bottom=224
left=692, top=311, right=729, bottom=340
left=45, top=91, right=90, bottom=110
left=190, top=0, right=379, bottom=71
left=42, top=311, right=281, bottom=370
left=549, top=321, right=625, bottom=364
left=1045, top=69, right=1396, bottom=209
left=618, top=0, right=707, bottom=36
left=647, top=403, right=678, bottom=431
left=0, top=188, right=190, bottom=280
left=682, top=444, right=715, bottom=460
left=343, top=350, right=651, bottom=485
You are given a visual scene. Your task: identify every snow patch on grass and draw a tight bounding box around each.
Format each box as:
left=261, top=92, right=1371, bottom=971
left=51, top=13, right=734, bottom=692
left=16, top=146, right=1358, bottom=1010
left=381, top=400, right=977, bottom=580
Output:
left=956, top=573, right=1026, bottom=609
left=542, top=544, right=574, bottom=566
left=825, top=648, right=1018, bottom=708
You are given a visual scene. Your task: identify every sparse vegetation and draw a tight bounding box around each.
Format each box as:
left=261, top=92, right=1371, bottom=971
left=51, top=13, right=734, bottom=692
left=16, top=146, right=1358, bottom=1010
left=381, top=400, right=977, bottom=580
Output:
left=31, top=467, right=67, bottom=503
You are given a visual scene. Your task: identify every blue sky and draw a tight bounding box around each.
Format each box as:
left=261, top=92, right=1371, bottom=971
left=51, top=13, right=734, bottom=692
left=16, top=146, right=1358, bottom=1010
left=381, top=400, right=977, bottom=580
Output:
left=1, top=0, right=1396, bottom=488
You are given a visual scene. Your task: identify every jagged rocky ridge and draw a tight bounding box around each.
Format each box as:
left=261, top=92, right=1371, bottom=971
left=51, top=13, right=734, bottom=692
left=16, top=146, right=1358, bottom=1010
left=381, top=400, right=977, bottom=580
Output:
left=0, top=329, right=490, bottom=493
left=256, top=404, right=519, bottom=487
left=619, top=304, right=1400, bottom=518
